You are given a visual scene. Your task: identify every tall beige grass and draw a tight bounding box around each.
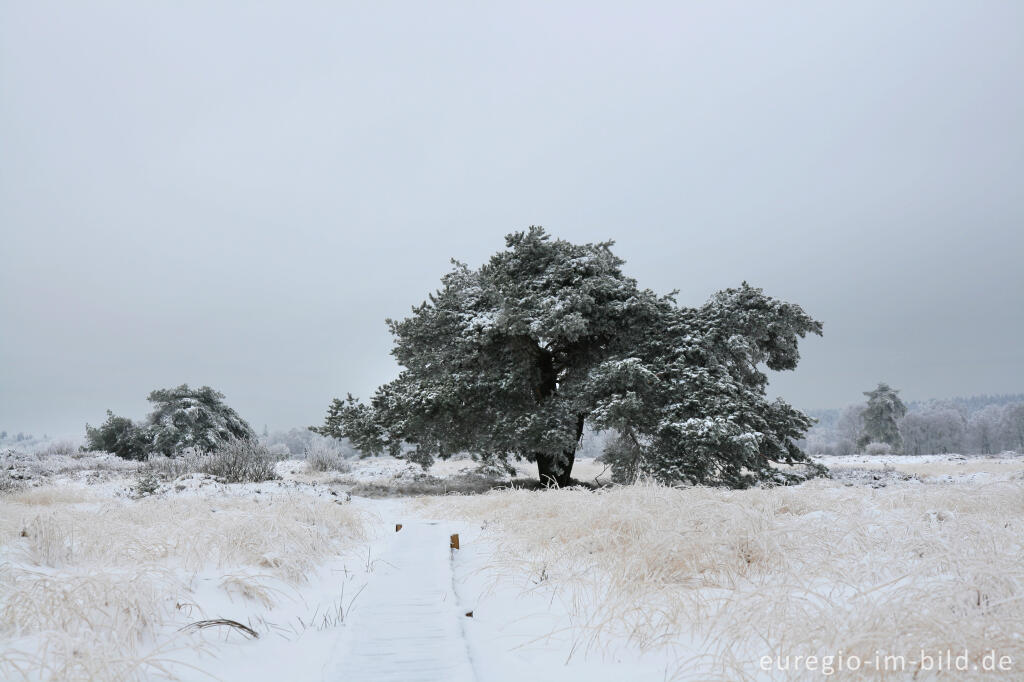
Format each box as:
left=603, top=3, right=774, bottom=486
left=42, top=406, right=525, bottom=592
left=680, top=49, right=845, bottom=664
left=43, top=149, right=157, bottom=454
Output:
left=0, top=488, right=367, bottom=681
left=424, top=480, right=1024, bottom=680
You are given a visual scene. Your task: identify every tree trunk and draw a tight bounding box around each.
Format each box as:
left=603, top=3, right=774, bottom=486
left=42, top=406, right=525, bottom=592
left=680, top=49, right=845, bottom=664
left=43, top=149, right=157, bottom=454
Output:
left=523, top=338, right=586, bottom=486
left=536, top=450, right=575, bottom=487
left=534, top=414, right=586, bottom=487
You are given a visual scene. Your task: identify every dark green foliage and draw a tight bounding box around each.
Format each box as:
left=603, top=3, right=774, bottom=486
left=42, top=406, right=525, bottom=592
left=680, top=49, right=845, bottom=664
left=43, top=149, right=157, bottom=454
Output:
left=857, top=383, right=907, bottom=452
left=145, top=385, right=256, bottom=456
left=132, top=471, right=161, bottom=497
left=86, top=385, right=256, bottom=460
left=317, top=228, right=825, bottom=488
left=589, top=283, right=826, bottom=487
left=85, top=410, right=149, bottom=461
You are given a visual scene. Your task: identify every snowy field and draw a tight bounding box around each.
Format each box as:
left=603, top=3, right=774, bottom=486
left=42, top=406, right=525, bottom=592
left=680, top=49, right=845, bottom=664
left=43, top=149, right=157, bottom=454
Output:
left=1, top=448, right=1022, bottom=681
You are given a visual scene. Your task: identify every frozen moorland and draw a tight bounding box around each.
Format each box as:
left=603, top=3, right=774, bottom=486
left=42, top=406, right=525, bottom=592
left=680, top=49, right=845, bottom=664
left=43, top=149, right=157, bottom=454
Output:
left=1, top=447, right=1022, bottom=681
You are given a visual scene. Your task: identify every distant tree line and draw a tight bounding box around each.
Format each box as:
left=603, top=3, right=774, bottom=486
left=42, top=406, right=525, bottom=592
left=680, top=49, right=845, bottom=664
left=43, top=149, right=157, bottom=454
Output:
left=259, top=427, right=357, bottom=458
left=0, top=431, right=48, bottom=448
left=804, top=390, right=1024, bottom=455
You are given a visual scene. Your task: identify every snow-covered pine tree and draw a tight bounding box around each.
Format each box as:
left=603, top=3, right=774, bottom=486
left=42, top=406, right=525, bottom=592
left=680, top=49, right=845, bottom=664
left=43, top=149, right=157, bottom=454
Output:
left=85, top=410, right=151, bottom=460
left=857, top=382, right=907, bottom=452
left=145, top=385, right=256, bottom=456
left=316, top=227, right=825, bottom=487
left=86, top=384, right=256, bottom=458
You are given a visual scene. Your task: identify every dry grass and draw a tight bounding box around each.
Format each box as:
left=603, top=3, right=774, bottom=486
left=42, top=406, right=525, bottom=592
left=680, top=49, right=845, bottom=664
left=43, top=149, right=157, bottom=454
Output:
left=2, top=568, right=180, bottom=642
left=143, top=451, right=205, bottom=480
left=816, top=454, right=1024, bottom=480
left=0, top=631, right=213, bottom=682
left=0, top=488, right=367, bottom=680
left=142, top=441, right=280, bottom=485
left=0, top=449, right=139, bottom=481
left=422, top=480, right=1024, bottom=680
left=7, top=486, right=100, bottom=506
left=195, top=440, right=280, bottom=483
left=3, top=494, right=366, bottom=580
left=884, top=458, right=1024, bottom=479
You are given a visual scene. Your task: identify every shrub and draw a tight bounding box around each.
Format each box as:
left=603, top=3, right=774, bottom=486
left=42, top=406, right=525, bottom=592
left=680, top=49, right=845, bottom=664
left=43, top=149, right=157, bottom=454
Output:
left=833, top=438, right=857, bottom=456
left=132, top=471, right=161, bottom=498
left=198, top=439, right=279, bottom=483
left=85, top=411, right=149, bottom=461
left=304, top=438, right=350, bottom=473
left=146, top=385, right=255, bottom=456
left=86, top=385, right=256, bottom=461
left=261, top=427, right=315, bottom=456
left=0, top=470, right=23, bottom=495
left=864, top=441, right=893, bottom=456
left=266, top=443, right=292, bottom=459
left=601, top=432, right=645, bottom=485
left=142, top=450, right=205, bottom=480
left=141, top=442, right=279, bottom=484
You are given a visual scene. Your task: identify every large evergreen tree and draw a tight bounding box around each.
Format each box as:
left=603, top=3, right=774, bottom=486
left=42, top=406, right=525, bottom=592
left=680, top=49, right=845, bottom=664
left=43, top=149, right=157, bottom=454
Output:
left=317, top=228, right=824, bottom=487
left=857, top=382, right=907, bottom=452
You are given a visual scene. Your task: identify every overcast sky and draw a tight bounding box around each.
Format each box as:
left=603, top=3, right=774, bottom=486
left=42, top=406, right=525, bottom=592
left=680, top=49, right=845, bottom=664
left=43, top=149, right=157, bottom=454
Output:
left=2, top=1, right=1022, bottom=436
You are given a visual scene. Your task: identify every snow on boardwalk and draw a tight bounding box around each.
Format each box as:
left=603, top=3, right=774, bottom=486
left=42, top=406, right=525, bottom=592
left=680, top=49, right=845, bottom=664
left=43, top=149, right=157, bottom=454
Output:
left=329, top=520, right=476, bottom=682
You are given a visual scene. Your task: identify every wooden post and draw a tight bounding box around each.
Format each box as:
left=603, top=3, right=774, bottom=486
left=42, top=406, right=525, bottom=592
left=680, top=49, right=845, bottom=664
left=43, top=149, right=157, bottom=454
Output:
left=395, top=524, right=403, bottom=532
left=449, top=533, right=460, bottom=550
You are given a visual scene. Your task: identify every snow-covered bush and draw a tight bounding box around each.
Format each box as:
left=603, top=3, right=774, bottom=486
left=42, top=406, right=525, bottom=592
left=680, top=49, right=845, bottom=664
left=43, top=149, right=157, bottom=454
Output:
left=863, top=441, right=893, bottom=455
left=86, top=385, right=255, bottom=460
left=131, top=471, right=161, bottom=497
left=85, top=411, right=149, bottom=460
left=266, top=442, right=292, bottom=459
left=0, top=470, right=23, bottom=495
left=304, top=438, right=350, bottom=473
left=261, top=427, right=315, bottom=456
left=145, top=385, right=255, bottom=456
left=198, top=439, right=279, bottom=483
left=143, top=441, right=280, bottom=484
left=600, top=433, right=645, bottom=485
left=832, top=438, right=856, bottom=456
left=143, top=450, right=205, bottom=480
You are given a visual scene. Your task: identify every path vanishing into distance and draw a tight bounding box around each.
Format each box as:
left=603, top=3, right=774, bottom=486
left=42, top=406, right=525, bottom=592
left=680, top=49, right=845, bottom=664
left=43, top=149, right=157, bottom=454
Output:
left=328, top=518, right=477, bottom=682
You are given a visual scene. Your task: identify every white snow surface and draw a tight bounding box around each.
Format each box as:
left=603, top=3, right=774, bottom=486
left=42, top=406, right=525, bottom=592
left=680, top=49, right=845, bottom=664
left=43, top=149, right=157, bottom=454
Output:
left=326, top=518, right=475, bottom=681
left=197, top=498, right=676, bottom=682
left=2, top=450, right=1022, bottom=680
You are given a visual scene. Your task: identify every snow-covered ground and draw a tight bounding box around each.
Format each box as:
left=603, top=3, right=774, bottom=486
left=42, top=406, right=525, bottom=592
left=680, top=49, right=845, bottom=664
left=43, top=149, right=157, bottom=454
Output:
left=2, top=449, right=1022, bottom=680
left=816, top=452, right=1024, bottom=485
left=280, top=453, right=613, bottom=490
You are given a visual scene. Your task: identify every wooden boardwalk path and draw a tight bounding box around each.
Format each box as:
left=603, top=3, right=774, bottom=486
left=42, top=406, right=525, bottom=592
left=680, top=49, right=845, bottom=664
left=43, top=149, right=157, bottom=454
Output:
left=329, top=520, right=476, bottom=681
